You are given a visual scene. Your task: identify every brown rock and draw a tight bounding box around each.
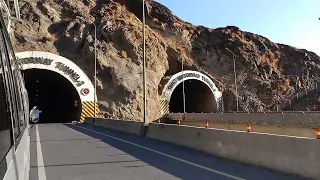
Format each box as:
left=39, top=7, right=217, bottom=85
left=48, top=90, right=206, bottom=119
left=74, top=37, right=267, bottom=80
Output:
left=11, top=0, right=320, bottom=121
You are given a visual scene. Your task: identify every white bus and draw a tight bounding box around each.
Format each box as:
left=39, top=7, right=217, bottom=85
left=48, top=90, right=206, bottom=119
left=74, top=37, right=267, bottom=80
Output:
left=0, top=10, right=30, bottom=180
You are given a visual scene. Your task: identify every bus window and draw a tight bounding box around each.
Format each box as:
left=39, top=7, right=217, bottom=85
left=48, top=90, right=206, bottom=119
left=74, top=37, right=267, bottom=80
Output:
left=0, top=17, right=25, bottom=132
left=0, top=35, right=13, bottom=164
left=0, top=25, right=20, bottom=138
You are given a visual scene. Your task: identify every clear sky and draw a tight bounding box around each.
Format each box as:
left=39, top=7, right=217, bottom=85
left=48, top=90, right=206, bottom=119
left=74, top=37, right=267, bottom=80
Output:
left=155, top=0, right=320, bottom=55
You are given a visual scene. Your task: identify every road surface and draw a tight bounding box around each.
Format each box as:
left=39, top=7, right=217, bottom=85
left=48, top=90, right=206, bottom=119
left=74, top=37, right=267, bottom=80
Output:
left=29, top=123, right=309, bottom=180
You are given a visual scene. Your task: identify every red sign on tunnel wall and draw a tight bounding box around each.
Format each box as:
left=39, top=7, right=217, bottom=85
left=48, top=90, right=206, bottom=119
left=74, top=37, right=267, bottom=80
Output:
left=81, top=88, right=90, bottom=96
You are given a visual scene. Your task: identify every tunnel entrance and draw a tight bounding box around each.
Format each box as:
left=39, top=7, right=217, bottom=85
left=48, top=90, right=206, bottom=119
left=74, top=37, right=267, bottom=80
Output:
left=169, top=79, right=217, bottom=113
left=161, top=70, right=223, bottom=114
left=24, top=69, right=81, bottom=123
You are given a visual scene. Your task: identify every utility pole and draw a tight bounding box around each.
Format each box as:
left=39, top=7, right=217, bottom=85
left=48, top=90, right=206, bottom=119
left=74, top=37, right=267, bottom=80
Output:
left=93, top=23, right=97, bottom=119
left=225, top=48, right=239, bottom=112
left=182, top=57, right=186, bottom=119
left=142, top=0, right=147, bottom=125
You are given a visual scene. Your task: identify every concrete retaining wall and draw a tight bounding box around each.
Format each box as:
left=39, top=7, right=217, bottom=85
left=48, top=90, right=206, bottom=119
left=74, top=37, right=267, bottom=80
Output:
left=167, top=112, right=320, bottom=128
left=92, top=118, right=143, bottom=136
left=146, top=123, right=320, bottom=179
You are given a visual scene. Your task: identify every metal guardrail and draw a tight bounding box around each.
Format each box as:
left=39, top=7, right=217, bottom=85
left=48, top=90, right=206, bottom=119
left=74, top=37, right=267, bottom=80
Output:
left=165, top=112, right=320, bottom=129
left=279, top=83, right=320, bottom=109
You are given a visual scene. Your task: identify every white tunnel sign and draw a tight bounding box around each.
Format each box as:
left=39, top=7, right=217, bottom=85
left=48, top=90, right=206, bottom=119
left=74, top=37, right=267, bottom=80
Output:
left=167, top=72, right=216, bottom=93
left=167, top=72, right=200, bottom=90
left=16, top=51, right=96, bottom=103
left=20, top=57, right=85, bottom=87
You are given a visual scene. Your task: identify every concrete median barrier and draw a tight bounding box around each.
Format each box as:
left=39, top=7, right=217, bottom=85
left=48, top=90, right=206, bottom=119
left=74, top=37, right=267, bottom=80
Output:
left=146, top=123, right=320, bottom=179
left=92, top=118, right=144, bottom=136
left=83, top=117, right=94, bottom=124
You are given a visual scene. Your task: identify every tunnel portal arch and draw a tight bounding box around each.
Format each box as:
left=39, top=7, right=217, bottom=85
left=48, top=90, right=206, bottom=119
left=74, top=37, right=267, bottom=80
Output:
left=15, top=51, right=98, bottom=122
left=161, top=70, right=223, bottom=114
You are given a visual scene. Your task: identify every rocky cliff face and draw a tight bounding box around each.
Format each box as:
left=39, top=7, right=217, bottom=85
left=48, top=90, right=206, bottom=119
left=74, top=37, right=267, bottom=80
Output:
left=11, top=0, right=320, bottom=121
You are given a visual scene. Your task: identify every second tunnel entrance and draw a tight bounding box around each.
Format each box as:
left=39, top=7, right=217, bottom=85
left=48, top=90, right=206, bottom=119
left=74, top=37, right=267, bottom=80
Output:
left=169, top=79, right=217, bottom=113
left=23, top=69, right=81, bottom=123
left=161, top=70, right=223, bottom=114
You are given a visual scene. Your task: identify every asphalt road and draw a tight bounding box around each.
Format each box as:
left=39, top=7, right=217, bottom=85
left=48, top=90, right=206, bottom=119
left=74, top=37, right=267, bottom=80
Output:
left=29, top=123, right=310, bottom=180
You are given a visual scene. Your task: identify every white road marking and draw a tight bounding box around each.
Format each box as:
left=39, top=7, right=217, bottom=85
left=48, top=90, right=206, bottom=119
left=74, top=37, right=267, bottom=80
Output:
left=75, top=125, right=246, bottom=180
left=36, top=125, right=47, bottom=180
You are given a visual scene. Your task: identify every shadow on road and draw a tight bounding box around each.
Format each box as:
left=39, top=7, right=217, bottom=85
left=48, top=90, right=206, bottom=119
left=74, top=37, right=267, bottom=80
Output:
left=64, top=124, right=310, bottom=180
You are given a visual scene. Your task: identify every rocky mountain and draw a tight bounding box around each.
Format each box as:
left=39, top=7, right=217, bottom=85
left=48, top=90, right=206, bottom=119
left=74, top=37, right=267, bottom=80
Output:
left=10, top=0, right=320, bottom=121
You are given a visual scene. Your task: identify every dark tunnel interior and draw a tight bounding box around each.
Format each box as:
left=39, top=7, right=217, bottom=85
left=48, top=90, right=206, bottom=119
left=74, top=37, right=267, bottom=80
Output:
left=23, top=69, right=81, bottom=123
left=169, top=80, right=217, bottom=113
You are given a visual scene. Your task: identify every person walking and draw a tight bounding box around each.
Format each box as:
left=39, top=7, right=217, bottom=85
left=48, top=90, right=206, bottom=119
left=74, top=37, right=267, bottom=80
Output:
left=30, top=106, right=42, bottom=123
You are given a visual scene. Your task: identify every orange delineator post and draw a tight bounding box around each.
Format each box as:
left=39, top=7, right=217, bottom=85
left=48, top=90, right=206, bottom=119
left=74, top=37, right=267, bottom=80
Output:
left=316, top=128, right=320, bottom=139
left=205, top=121, right=209, bottom=128
left=247, top=124, right=251, bottom=132
left=178, top=120, right=181, bottom=125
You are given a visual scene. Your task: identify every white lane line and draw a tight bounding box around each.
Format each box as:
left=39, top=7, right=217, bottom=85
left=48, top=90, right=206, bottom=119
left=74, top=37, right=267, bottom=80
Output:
left=74, top=125, right=246, bottom=180
left=36, top=125, right=47, bottom=180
